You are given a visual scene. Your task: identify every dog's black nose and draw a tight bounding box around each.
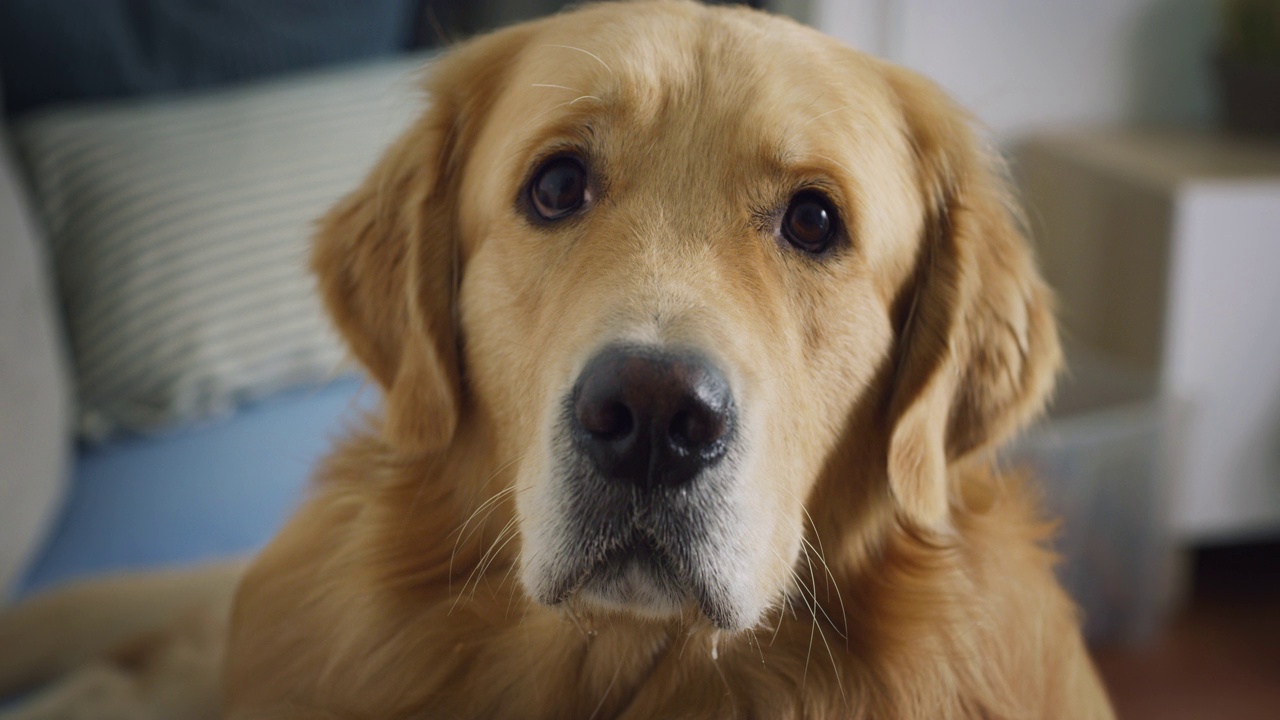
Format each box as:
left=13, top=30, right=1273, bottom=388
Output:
left=572, top=346, right=734, bottom=488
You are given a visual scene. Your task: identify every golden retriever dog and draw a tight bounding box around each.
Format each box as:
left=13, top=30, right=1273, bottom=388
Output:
left=0, top=2, right=1115, bottom=718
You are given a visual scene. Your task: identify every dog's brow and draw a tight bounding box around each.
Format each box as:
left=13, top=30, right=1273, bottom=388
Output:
left=813, top=154, right=857, bottom=180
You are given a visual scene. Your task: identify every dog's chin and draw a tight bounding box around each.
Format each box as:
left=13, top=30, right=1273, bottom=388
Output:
left=575, top=546, right=690, bottom=620
left=520, top=449, right=772, bottom=631
left=527, top=542, right=763, bottom=631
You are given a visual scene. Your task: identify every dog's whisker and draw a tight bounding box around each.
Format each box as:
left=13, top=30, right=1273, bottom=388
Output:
left=473, top=539, right=520, bottom=605
left=747, top=627, right=766, bottom=667
left=802, top=610, right=817, bottom=694
left=450, top=480, right=516, bottom=551
left=770, top=548, right=818, bottom=689
left=467, top=452, right=526, bottom=506
left=450, top=495, right=509, bottom=575
left=458, top=452, right=529, bottom=530
left=772, top=548, right=814, bottom=618
left=677, top=625, right=696, bottom=658
left=447, top=479, right=530, bottom=586
left=793, top=535, right=847, bottom=641
left=531, top=83, right=582, bottom=92
left=540, top=44, right=614, bottom=75
left=519, top=596, right=534, bottom=627
left=790, top=527, right=848, bottom=641
left=800, top=535, right=850, bottom=641
left=803, top=104, right=854, bottom=126
left=448, top=483, right=518, bottom=595
left=761, top=565, right=795, bottom=648
left=775, top=545, right=846, bottom=700
left=768, top=597, right=788, bottom=647
left=458, top=484, right=517, bottom=545
left=461, top=529, right=513, bottom=607
left=465, top=517, right=520, bottom=603
left=524, top=94, right=604, bottom=129
left=801, top=535, right=850, bottom=639
left=452, top=515, right=518, bottom=612
left=786, top=489, right=829, bottom=575
left=585, top=661, right=623, bottom=720
left=813, top=608, right=849, bottom=709
left=474, top=525, right=521, bottom=598
left=782, top=488, right=851, bottom=643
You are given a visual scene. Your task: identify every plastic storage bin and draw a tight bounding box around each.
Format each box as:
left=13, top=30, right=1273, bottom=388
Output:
left=1005, top=348, right=1182, bottom=645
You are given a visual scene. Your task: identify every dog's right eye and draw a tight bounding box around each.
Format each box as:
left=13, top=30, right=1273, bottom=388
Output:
left=529, top=156, right=589, bottom=221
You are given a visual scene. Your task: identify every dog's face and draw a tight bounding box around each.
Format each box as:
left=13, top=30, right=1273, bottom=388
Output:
left=464, top=8, right=926, bottom=631
left=315, top=1, right=1059, bottom=632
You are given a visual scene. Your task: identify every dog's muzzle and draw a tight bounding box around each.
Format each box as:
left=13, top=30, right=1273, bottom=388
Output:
left=524, top=344, right=759, bottom=629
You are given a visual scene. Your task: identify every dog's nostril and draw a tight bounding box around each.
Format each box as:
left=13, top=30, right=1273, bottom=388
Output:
left=582, top=400, right=633, bottom=441
left=669, top=405, right=726, bottom=449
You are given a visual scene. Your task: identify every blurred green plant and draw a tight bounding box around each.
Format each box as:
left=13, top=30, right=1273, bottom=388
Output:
left=1222, top=0, right=1280, bottom=62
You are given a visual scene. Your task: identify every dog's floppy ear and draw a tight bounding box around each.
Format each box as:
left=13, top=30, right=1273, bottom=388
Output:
left=882, top=66, right=1062, bottom=529
left=312, top=29, right=531, bottom=453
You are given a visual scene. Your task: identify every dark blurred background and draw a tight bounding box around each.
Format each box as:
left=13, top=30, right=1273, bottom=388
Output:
left=1, top=2, right=1277, bottom=718
left=0, top=0, right=767, bottom=118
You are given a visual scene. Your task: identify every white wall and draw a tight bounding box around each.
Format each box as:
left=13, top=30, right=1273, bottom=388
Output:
left=811, top=0, right=1218, bottom=138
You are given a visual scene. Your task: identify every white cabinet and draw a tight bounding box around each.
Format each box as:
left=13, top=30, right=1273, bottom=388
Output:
left=1019, top=131, right=1280, bottom=542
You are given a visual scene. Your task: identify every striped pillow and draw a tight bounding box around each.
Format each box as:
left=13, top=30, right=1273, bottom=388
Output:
left=15, top=56, right=428, bottom=440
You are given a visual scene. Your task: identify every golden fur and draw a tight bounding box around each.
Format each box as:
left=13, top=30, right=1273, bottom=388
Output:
left=224, top=3, right=1113, bottom=717
left=0, top=2, right=1115, bottom=718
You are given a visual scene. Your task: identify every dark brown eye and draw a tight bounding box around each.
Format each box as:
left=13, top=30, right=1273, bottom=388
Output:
left=781, top=192, right=837, bottom=253
left=529, top=156, right=588, bottom=221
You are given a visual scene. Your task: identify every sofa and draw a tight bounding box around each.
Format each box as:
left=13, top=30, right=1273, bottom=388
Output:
left=0, top=2, right=440, bottom=601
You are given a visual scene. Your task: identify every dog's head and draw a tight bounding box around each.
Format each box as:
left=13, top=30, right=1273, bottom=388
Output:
left=314, top=1, right=1060, bottom=632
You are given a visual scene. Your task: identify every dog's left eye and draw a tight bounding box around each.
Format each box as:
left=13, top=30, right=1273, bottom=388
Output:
left=781, top=192, right=838, bottom=254
left=529, top=156, right=589, bottom=221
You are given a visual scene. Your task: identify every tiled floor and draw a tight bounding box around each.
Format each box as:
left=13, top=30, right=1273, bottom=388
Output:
left=1091, top=543, right=1280, bottom=720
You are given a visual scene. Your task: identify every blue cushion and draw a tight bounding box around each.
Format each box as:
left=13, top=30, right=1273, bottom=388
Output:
left=16, top=378, right=370, bottom=597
